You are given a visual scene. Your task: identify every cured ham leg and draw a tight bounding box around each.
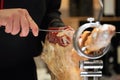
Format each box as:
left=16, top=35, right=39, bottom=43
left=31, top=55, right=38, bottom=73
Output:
left=41, top=26, right=87, bottom=80
left=41, top=25, right=115, bottom=80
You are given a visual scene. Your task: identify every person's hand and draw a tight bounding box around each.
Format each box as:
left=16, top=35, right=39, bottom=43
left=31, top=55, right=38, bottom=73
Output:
left=0, top=8, right=39, bottom=37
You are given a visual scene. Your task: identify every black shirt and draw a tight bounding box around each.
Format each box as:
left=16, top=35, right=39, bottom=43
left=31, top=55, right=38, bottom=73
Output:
left=0, top=0, right=64, bottom=80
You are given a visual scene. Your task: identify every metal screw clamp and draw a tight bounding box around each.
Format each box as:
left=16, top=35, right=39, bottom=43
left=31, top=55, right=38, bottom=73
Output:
left=87, top=17, right=95, bottom=23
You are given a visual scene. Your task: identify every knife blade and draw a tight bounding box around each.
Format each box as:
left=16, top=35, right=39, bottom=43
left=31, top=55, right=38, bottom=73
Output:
left=39, top=28, right=64, bottom=32
left=115, top=32, right=120, bottom=34
left=39, top=29, right=120, bottom=34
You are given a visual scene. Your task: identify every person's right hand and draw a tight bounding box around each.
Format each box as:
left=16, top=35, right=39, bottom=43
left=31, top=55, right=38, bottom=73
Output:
left=0, top=8, right=39, bottom=37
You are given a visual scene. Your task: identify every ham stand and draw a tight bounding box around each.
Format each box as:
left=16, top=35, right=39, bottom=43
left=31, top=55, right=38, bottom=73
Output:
left=73, top=17, right=110, bottom=80
left=73, top=0, right=110, bottom=79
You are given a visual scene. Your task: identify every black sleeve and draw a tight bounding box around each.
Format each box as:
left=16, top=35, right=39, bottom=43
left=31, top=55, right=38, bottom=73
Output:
left=42, top=0, right=65, bottom=27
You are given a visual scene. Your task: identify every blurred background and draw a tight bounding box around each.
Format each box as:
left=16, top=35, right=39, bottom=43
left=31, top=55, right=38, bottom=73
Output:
left=35, top=0, right=120, bottom=80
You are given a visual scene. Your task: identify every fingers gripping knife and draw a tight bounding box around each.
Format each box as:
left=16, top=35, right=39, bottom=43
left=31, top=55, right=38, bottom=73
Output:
left=73, top=17, right=111, bottom=80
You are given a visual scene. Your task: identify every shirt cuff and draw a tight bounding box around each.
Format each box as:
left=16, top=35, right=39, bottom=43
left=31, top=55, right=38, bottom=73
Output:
left=48, top=19, right=65, bottom=27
